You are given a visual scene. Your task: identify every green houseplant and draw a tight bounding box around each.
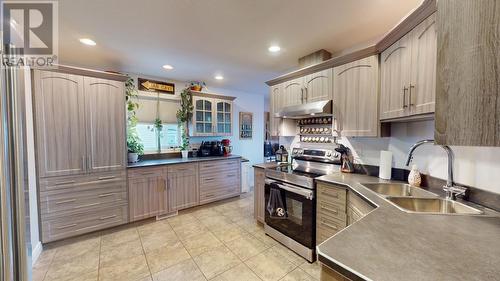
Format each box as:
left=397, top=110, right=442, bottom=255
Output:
left=126, top=76, right=143, bottom=163
left=176, top=87, right=194, bottom=158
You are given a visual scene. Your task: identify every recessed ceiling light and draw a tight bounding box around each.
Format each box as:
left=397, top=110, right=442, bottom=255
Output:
left=268, top=45, right=281, bottom=53
left=162, top=64, right=174, bottom=70
left=79, top=38, right=96, bottom=46
left=215, top=75, right=224, bottom=80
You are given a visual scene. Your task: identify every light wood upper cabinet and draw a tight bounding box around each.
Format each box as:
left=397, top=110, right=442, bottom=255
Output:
left=380, top=13, right=437, bottom=120
left=435, top=1, right=500, bottom=146
left=304, top=68, right=333, bottom=103
left=269, top=84, right=295, bottom=137
left=193, top=96, right=215, bottom=136
left=282, top=78, right=303, bottom=107
left=85, top=78, right=126, bottom=173
left=34, top=71, right=87, bottom=177
left=215, top=100, right=232, bottom=136
left=167, top=164, right=199, bottom=211
left=410, top=13, right=437, bottom=115
left=191, top=94, right=234, bottom=137
left=380, top=33, right=412, bottom=120
left=333, top=55, right=379, bottom=137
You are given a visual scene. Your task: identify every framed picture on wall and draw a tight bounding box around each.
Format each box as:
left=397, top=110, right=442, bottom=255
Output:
left=239, top=112, right=253, bottom=139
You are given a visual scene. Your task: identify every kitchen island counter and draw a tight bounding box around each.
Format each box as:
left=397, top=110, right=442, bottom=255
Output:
left=127, top=154, right=242, bottom=168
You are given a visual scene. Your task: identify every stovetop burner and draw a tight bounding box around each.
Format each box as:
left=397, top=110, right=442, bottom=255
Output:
left=273, top=165, right=323, bottom=178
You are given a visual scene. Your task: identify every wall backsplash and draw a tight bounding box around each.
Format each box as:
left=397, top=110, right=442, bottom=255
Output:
left=282, top=120, right=500, bottom=195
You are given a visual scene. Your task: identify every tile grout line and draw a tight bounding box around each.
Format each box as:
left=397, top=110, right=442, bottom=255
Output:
left=136, top=226, right=155, bottom=281
left=97, top=235, right=102, bottom=281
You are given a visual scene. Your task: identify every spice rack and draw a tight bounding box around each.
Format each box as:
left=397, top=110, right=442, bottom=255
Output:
left=297, top=117, right=334, bottom=143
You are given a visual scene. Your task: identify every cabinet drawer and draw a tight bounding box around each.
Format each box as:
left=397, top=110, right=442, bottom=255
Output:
left=348, top=206, right=363, bottom=224
left=200, top=170, right=240, bottom=187
left=199, top=186, right=240, bottom=205
left=167, top=163, right=197, bottom=175
left=39, top=171, right=126, bottom=192
left=317, top=183, right=347, bottom=206
left=40, top=180, right=127, bottom=219
left=317, top=200, right=347, bottom=221
left=199, top=159, right=240, bottom=172
left=128, top=167, right=164, bottom=179
left=42, top=205, right=128, bottom=243
left=317, top=214, right=347, bottom=234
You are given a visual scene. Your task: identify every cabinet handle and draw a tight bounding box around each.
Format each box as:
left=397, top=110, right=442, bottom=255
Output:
left=57, top=223, right=77, bottom=230
left=320, top=221, right=338, bottom=230
left=409, top=84, right=415, bottom=106
left=55, top=199, right=76, bottom=205
left=402, top=86, right=408, bottom=108
left=205, top=194, right=215, bottom=198
left=205, top=177, right=215, bottom=181
left=98, top=193, right=116, bottom=198
left=98, top=176, right=116, bottom=180
left=54, top=180, right=76, bottom=186
left=300, top=88, right=304, bottom=103
left=87, top=155, right=91, bottom=171
left=100, top=215, right=117, bottom=220
left=304, top=87, right=308, bottom=103
left=82, top=156, right=86, bottom=170
left=320, top=205, right=338, bottom=215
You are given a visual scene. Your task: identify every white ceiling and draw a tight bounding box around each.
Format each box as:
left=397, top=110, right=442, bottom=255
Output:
left=58, top=0, right=422, bottom=94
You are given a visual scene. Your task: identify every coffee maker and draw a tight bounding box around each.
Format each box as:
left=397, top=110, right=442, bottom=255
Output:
left=221, top=139, right=232, bottom=156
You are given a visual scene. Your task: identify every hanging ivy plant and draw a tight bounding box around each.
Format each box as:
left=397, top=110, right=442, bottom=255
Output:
left=176, top=87, right=194, bottom=150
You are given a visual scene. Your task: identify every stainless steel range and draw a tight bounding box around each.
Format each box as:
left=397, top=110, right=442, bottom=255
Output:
left=264, top=148, right=341, bottom=262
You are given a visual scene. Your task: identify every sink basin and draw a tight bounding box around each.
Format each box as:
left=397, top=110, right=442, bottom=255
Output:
left=387, top=197, right=483, bottom=215
left=362, top=183, right=437, bottom=197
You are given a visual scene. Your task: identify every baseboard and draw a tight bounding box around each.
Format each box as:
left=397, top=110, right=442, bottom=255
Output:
left=31, top=241, right=43, bottom=265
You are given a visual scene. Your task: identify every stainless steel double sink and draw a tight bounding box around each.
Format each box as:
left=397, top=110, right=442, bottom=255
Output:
left=361, top=183, right=482, bottom=215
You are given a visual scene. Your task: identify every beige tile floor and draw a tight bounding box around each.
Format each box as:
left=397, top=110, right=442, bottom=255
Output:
left=33, top=192, right=320, bottom=281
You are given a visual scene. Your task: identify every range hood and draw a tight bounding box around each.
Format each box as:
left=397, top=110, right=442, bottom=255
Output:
left=275, top=100, right=333, bottom=119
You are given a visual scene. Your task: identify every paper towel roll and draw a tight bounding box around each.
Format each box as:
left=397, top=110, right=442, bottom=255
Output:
left=379, top=150, right=392, bottom=180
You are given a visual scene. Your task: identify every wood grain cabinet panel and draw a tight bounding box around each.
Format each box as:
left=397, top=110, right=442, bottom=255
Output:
left=435, top=1, right=500, bottom=146
left=253, top=167, right=265, bottom=223
left=33, top=71, right=87, bottom=177
left=304, top=68, right=333, bottom=103
left=128, top=175, right=168, bottom=221
left=380, top=33, right=412, bottom=120
left=410, top=13, right=437, bottom=115
left=282, top=78, right=304, bottom=107
left=199, top=159, right=241, bottom=205
left=333, top=55, right=379, bottom=137
left=85, top=77, right=126, bottom=173
left=167, top=163, right=199, bottom=211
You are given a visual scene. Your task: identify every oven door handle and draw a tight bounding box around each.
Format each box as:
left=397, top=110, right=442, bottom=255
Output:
left=265, top=179, right=314, bottom=200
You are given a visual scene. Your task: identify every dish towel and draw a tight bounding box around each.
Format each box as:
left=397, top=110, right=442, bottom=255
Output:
left=266, top=184, right=287, bottom=219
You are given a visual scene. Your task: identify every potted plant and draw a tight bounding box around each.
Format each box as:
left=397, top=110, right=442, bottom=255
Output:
left=176, top=87, right=194, bottom=158
left=189, top=81, right=206, bottom=92
left=126, top=76, right=144, bottom=162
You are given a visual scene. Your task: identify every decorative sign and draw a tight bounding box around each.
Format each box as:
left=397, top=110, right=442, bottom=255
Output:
left=138, top=78, right=175, bottom=94
left=239, top=112, right=253, bottom=139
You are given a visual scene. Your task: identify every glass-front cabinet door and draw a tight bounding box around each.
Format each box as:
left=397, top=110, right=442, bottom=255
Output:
left=216, top=100, right=232, bottom=136
left=193, top=97, right=214, bottom=136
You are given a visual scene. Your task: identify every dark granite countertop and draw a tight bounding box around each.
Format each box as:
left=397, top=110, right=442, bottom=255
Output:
left=315, top=173, right=500, bottom=281
left=127, top=155, right=242, bottom=168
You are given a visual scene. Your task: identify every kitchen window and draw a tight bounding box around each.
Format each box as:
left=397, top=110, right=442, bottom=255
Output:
left=136, top=123, right=180, bottom=152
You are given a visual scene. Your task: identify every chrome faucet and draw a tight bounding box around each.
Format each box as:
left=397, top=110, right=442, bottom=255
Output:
left=405, top=139, right=466, bottom=200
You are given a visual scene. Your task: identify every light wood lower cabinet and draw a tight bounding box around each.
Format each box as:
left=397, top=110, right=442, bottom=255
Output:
left=167, top=164, right=199, bottom=211
left=127, top=159, right=241, bottom=222
left=128, top=167, right=168, bottom=222
left=39, top=171, right=128, bottom=243
left=316, top=182, right=375, bottom=245
left=199, top=159, right=241, bottom=205
left=253, top=167, right=265, bottom=223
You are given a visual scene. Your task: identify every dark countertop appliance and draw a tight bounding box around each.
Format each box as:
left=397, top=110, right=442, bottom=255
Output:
left=198, top=141, right=224, bottom=157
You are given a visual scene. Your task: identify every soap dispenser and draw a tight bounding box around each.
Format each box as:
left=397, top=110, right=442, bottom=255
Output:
left=408, top=164, right=422, bottom=187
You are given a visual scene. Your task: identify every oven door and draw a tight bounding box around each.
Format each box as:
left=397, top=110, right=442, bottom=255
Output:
left=264, top=179, right=315, bottom=249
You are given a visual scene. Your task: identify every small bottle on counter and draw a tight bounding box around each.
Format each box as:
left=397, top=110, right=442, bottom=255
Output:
left=408, top=164, right=422, bottom=187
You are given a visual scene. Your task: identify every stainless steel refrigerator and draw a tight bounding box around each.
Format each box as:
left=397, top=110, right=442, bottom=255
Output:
left=0, top=50, right=31, bottom=280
